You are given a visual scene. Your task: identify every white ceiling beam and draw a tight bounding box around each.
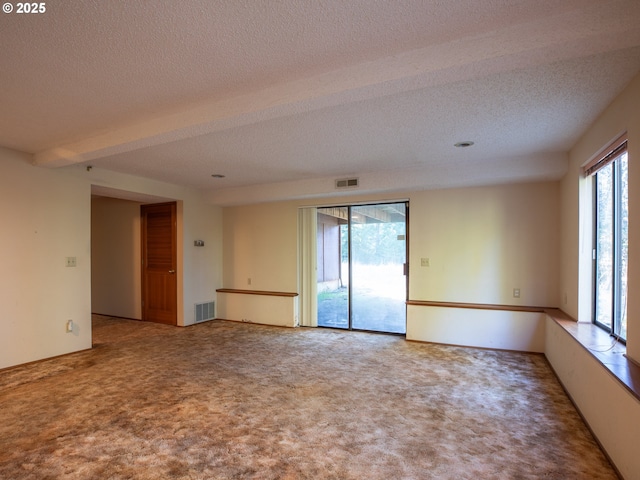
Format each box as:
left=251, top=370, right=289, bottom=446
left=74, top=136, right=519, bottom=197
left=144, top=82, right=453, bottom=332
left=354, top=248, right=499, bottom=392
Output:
left=32, top=2, right=640, bottom=169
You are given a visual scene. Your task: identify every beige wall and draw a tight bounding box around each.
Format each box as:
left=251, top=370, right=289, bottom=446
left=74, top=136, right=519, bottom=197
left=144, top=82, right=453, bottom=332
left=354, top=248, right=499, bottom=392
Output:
left=181, top=197, right=223, bottom=323
left=0, top=148, right=92, bottom=369
left=223, top=202, right=299, bottom=293
left=551, top=72, right=640, bottom=478
left=221, top=182, right=560, bottom=350
left=219, top=200, right=300, bottom=326
left=0, top=156, right=223, bottom=369
left=561, top=73, right=640, bottom=360
left=407, top=182, right=559, bottom=352
left=409, top=183, right=560, bottom=306
left=91, top=196, right=142, bottom=320
left=222, top=183, right=560, bottom=305
left=546, top=317, right=640, bottom=479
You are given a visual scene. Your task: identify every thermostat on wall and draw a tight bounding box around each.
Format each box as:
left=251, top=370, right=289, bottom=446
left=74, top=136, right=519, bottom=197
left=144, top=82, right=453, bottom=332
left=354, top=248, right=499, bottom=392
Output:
left=194, top=240, right=205, bottom=247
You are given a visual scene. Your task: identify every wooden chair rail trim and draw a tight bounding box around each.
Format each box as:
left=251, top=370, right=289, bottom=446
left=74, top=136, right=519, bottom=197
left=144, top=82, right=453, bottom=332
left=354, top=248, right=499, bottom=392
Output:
left=216, top=288, right=298, bottom=298
left=406, top=300, right=550, bottom=313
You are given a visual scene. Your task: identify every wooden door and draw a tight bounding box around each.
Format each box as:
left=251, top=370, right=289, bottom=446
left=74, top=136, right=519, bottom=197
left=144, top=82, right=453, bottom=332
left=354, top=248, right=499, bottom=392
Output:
left=141, top=202, right=177, bottom=325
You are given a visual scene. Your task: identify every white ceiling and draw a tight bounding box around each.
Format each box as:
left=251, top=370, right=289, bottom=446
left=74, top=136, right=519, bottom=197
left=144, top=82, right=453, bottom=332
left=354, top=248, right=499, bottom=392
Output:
left=2, top=0, right=640, bottom=205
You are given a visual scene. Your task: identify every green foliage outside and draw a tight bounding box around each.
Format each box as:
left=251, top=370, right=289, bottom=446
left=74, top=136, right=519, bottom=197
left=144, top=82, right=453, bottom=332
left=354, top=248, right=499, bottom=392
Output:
left=341, top=221, right=406, bottom=265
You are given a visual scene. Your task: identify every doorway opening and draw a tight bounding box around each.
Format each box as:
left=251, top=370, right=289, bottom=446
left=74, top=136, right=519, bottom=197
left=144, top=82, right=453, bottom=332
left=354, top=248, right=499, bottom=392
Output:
left=90, top=187, right=179, bottom=345
left=317, top=202, right=407, bottom=334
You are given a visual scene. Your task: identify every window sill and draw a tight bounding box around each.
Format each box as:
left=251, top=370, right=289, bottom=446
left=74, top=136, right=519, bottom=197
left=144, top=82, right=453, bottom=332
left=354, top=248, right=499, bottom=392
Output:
left=545, top=309, right=640, bottom=401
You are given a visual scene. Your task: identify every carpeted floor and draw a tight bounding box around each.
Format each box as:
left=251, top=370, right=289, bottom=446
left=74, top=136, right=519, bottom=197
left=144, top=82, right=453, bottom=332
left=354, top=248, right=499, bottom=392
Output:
left=0, top=316, right=618, bottom=479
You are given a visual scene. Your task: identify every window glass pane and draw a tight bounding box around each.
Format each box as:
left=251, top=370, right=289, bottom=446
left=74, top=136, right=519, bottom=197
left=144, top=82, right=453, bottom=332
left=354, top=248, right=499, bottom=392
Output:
left=316, top=207, right=349, bottom=329
left=618, top=153, right=628, bottom=339
left=595, top=163, right=613, bottom=330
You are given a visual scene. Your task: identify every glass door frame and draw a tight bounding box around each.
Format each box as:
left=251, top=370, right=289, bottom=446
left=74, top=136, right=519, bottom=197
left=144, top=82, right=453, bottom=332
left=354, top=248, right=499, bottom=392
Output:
left=316, top=201, right=409, bottom=334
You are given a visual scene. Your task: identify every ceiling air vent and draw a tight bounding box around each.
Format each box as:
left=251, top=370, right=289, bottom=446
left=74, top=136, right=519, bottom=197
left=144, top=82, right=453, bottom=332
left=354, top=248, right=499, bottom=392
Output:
left=335, top=178, right=359, bottom=189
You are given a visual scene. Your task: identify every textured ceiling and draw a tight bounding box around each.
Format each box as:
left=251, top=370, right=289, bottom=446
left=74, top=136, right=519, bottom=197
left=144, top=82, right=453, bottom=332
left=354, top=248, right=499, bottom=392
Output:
left=1, top=0, right=640, bottom=205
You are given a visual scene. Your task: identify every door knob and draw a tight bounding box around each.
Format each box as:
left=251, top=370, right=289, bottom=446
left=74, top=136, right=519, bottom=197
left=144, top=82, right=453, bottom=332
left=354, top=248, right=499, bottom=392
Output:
left=169, top=269, right=176, bottom=274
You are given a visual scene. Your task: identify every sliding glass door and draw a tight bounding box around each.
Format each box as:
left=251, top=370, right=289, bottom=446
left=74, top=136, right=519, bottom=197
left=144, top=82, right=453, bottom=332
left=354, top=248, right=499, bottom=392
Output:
left=350, top=204, right=407, bottom=333
left=316, top=206, right=349, bottom=328
left=317, top=202, right=407, bottom=334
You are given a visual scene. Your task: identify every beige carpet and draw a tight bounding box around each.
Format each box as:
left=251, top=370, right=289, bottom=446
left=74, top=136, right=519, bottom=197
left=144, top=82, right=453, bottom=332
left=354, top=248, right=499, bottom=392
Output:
left=0, top=316, right=618, bottom=479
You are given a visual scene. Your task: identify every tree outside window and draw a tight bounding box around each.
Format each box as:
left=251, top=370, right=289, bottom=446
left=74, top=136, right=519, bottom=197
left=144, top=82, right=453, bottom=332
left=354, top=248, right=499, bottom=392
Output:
left=593, top=150, right=628, bottom=340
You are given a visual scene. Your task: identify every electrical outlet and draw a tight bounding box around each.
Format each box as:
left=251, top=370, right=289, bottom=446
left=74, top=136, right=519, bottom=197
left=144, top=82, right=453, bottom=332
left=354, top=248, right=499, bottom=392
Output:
left=65, top=257, right=77, bottom=267
left=420, top=258, right=430, bottom=267
left=513, top=288, right=521, bottom=298
left=247, top=278, right=252, bottom=285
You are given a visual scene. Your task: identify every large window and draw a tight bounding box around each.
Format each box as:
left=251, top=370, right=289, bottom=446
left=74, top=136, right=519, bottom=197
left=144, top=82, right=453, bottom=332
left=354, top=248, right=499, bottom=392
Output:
left=589, top=138, right=628, bottom=341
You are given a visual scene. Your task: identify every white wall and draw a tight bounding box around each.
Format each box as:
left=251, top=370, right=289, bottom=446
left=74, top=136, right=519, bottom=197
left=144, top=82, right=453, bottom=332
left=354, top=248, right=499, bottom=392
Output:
left=217, top=291, right=298, bottom=327
left=91, top=196, right=142, bottom=319
left=408, top=307, right=545, bottom=352
left=0, top=156, right=223, bottom=369
left=0, top=148, right=92, bottom=369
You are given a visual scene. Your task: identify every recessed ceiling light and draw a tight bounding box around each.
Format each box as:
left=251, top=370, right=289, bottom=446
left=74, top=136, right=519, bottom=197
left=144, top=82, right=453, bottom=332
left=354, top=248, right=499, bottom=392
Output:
left=454, top=141, right=475, bottom=148
left=211, top=174, right=225, bottom=178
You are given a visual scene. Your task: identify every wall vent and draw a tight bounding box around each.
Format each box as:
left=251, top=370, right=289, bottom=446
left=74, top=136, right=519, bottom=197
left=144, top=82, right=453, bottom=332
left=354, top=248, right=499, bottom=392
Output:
left=195, top=301, right=215, bottom=323
left=335, top=177, right=359, bottom=189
